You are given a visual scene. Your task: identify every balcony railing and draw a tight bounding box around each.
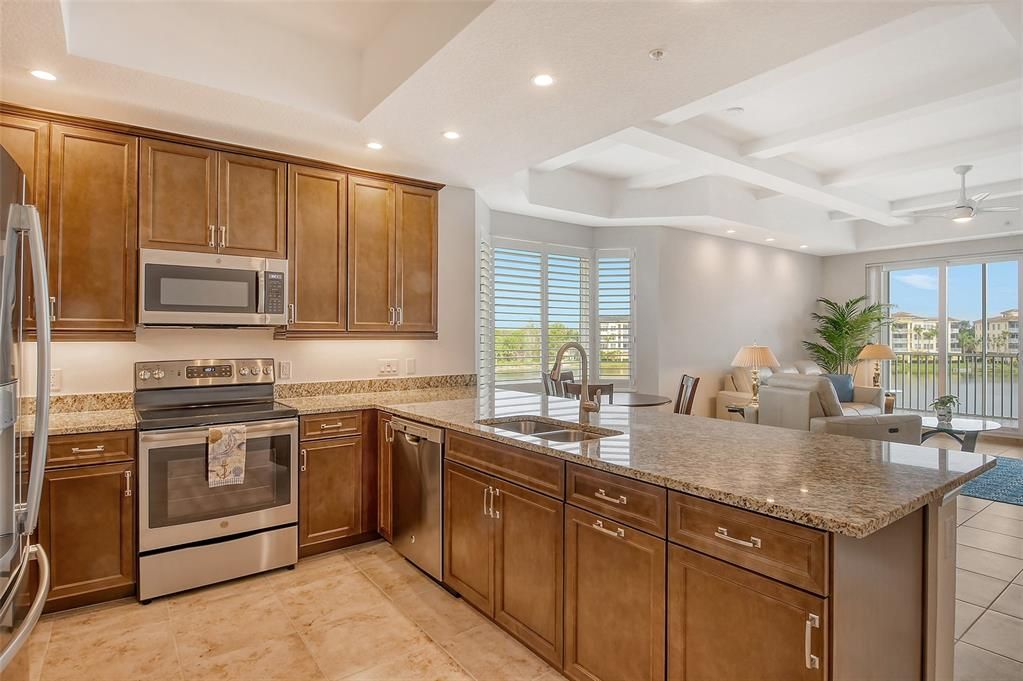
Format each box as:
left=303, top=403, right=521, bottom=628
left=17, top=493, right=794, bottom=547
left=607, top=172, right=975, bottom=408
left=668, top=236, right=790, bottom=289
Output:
left=888, top=352, right=1019, bottom=421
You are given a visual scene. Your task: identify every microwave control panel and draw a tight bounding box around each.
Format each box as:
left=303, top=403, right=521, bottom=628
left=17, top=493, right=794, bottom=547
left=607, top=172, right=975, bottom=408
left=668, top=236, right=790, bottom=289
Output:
left=264, top=271, right=285, bottom=315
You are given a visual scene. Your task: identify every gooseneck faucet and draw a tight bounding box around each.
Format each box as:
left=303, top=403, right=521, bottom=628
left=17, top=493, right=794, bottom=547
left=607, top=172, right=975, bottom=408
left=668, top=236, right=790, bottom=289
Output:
left=549, top=342, right=600, bottom=425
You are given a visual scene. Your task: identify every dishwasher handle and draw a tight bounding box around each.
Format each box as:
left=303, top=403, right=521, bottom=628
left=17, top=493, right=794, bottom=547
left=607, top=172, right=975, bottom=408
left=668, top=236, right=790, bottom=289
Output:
left=390, top=417, right=445, bottom=445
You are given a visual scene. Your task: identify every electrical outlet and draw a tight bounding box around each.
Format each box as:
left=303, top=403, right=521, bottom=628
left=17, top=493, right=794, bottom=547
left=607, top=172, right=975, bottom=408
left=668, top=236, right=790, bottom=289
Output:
left=278, top=360, right=292, bottom=380
left=378, top=359, right=399, bottom=375
left=405, top=358, right=416, bottom=375
left=50, top=368, right=62, bottom=392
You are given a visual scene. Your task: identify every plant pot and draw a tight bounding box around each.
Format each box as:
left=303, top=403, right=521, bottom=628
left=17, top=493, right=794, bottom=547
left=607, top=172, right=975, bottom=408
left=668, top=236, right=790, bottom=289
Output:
left=934, top=406, right=953, bottom=424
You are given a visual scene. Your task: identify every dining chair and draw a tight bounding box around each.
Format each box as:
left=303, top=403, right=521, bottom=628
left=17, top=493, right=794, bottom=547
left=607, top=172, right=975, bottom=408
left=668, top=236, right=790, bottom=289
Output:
left=564, top=382, right=614, bottom=403
left=541, top=373, right=558, bottom=396
left=674, top=375, right=700, bottom=415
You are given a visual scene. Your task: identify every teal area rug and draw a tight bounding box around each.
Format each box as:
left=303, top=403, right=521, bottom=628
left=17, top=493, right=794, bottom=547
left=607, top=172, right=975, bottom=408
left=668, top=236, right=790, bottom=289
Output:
left=962, top=456, right=1023, bottom=505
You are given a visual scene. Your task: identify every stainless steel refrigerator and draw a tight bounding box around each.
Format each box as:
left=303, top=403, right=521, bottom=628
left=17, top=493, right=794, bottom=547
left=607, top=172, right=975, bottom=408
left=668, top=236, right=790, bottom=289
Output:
left=0, top=146, right=51, bottom=677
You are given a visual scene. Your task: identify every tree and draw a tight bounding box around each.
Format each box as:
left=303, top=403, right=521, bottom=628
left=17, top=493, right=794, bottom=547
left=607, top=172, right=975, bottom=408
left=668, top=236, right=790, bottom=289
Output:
left=803, top=297, right=891, bottom=374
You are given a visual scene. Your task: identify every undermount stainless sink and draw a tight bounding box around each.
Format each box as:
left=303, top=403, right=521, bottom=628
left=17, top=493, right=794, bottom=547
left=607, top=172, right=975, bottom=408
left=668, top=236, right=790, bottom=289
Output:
left=476, top=417, right=619, bottom=442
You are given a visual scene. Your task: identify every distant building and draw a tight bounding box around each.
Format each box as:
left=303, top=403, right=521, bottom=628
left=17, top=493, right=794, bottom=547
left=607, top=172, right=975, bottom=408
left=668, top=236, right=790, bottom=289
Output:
left=975, top=309, right=1020, bottom=353
left=889, top=312, right=961, bottom=353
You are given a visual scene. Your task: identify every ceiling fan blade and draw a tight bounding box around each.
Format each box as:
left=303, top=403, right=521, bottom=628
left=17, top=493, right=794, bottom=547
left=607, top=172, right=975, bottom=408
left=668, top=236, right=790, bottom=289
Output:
left=913, top=213, right=952, bottom=219
left=978, top=206, right=1019, bottom=213
left=971, top=192, right=990, bottom=204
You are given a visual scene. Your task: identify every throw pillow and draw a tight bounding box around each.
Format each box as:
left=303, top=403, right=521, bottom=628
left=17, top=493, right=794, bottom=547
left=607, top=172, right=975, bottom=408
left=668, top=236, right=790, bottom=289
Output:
left=823, top=374, right=854, bottom=403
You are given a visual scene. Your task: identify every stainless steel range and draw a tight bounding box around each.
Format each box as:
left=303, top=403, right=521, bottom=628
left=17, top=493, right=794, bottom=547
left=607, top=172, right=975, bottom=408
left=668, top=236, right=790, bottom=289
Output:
left=134, top=358, right=298, bottom=601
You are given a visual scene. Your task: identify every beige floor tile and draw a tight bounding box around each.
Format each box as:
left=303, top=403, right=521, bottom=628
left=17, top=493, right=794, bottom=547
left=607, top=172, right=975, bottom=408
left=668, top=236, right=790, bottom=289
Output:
left=278, top=569, right=390, bottom=628
left=298, top=600, right=432, bottom=679
left=956, top=600, right=985, bottom=639
left=342, top=640, right=473, bottom=681
left=997, top=447, right=1023, bottom=460
left=965, top=512, right=1023, bottom=538
left=1016, top=571, right=1023, bottom=585
left=266, top=551, right=358, bottom=587
left=958, top=507, right=982, bottom=525
left=957, top=545, right=1023, bottom=582
left=985, top=502, right=1023, bottom=521
left=41, top=618, right=180, bottom=681
left=955, top=642, right=1023, bottom=681
left=26, top=619, right=52, bottom=681
left=957, top=569, right=1010, bottom=608
left=343, top=540, right=403, bottom=567
left=180, top=633, right=326, bottom=681
left=443, top=622, right=552, bottom=681
left=959, top=496, right=994, bottom=512
left=358, top=554, right=441, bottom=600
left=47, top=599, right=169, bottom=637
left=959, top=527, right=1023, bottom=559
left=171, top=588, right=296, bottom=664
left=962, top=610, right=1023, bottom=662
left=990, top=584, right=1023, bottom=619
left=391, top=582, right=487, bottom=645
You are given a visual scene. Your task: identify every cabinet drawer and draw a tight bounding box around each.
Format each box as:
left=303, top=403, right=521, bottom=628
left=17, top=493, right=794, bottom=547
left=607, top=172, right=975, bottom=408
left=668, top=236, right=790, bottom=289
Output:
left=300, top=412, right=362, bottom=440
left=667, top=492, right=828, bottom=595
left=566, top=463, right=666, bottom=537
left=46, top=431, right=135, bottom=469
left=446, top=432, right=564, bottom=499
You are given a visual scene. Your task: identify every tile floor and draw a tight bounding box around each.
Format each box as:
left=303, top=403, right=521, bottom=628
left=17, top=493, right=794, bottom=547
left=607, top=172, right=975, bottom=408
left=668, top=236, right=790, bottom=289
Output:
left=24, top=433, right=1023, bottom=681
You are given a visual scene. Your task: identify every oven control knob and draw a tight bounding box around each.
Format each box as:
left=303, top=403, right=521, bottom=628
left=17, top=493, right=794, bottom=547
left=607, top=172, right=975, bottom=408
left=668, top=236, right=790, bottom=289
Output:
left=239, top=367, right=250, bottom=376
left=138, top=369, right=152, bottom=381
left=262, top=366, right=272, bottom=375
left=153, top=369, right=165, bottom=380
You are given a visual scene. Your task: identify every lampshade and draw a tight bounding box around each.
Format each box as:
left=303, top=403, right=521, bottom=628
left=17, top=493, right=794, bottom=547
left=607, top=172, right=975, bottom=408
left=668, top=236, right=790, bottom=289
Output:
left=857, top=343, right=896, bottom=361
left=731, top=344, right=780, bottom=369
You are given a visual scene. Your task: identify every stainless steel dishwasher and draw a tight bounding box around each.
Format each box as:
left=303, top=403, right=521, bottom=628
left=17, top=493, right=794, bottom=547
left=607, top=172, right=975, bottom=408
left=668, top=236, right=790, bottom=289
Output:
left=390, top=417, right=445, bottom=581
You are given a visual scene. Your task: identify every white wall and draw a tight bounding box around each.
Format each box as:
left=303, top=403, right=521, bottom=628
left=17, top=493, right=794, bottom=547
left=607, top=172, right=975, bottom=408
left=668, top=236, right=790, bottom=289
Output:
left=28, top=186, right=478, bottom=395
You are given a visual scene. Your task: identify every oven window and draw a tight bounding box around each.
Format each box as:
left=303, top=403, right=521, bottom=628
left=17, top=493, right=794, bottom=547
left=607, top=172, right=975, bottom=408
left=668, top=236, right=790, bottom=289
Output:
left=147, top=434, right=291, bottom=528
left=144, top=264, right=258, bottom=313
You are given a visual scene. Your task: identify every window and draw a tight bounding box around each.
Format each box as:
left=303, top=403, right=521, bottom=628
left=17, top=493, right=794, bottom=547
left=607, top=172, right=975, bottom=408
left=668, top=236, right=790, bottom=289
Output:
left=482, top=239, right=635, bottom=389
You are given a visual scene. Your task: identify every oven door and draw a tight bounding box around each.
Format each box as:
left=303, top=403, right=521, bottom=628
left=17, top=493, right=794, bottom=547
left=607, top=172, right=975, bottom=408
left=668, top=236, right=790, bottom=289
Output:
left=139, top=249, right=287, bottom=326
left=138, top=419, right=297, bottom=552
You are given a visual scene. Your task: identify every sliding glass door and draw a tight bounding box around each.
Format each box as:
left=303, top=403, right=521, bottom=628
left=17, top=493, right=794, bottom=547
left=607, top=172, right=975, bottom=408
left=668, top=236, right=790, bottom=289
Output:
left=884, top=254, right=1021, bottom=433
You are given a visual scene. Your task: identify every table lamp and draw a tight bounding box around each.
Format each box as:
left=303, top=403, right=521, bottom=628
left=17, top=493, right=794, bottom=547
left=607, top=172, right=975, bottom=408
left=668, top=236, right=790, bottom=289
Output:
left=857, top=343, right=896, bottom=388
left=731, top=344, right=780, bottom=407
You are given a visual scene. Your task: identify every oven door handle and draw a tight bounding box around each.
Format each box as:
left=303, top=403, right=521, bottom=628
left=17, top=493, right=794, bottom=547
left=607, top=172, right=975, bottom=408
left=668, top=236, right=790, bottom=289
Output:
left=138, top=420, right=297, bottom=446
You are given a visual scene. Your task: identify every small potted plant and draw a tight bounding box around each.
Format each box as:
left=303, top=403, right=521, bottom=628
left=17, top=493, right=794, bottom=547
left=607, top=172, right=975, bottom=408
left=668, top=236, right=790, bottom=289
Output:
left=929, top=395, right=959, bottom=424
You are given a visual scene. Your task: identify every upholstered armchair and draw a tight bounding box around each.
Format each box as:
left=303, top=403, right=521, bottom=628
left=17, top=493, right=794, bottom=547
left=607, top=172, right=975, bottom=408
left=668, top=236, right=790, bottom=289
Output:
left=809, top=414, right=922, bottom=445
left=715, top=361, right=823, bottom=420
left=757, top=374, right=884, bottom=431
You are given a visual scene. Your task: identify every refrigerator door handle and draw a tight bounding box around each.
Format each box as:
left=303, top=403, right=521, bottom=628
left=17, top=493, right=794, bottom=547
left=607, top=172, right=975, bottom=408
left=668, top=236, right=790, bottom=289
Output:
left=22, top=206, right=50, bottom=536
left=0, top=545, right=50, bottom=670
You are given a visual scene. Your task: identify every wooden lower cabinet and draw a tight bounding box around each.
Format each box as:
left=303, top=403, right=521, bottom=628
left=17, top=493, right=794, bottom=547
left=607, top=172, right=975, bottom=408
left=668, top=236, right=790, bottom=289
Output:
left=37, top=461, right=135, bottom=612
left=668, top=543, right=827, bottom=681
left=564, top=505, right=665, bottom=681
left=298, top=435, right=364, bottom=557
left=443, top=461, right=494, bottom=613
left=377, top=412, right=393, bottom=541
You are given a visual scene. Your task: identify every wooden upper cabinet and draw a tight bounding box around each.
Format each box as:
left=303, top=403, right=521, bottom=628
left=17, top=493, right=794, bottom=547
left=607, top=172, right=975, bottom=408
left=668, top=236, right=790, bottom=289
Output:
left=48, top=125, right=138, bottom=336
left=218, top=152, right=286, bottom=258
left=287, top=164, right=347, bottom=333
left=394, top=184, right=438, bottom=333
left=139, top=139, right=217, bottom=252
left=347, top=176, right=396, bottom=332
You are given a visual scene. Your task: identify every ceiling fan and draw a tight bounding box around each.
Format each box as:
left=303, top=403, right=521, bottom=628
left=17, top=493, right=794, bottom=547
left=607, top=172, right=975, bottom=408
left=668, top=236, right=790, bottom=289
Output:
left=913, top=165, right=1019, bottom=223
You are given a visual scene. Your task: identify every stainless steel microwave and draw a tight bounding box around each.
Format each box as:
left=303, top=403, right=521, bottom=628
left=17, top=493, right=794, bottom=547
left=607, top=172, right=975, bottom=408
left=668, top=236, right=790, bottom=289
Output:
left=139, top=249, right=287, bottom=327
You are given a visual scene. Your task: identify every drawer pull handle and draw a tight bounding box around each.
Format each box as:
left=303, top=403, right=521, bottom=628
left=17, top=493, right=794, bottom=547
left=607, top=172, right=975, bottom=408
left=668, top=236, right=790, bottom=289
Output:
left=300, top=449, right=307, bottom=472
left=805, top=613, right=820, bottom=669
left=71, top=445, right=106, bottom=454
left=594, top=488, right=627, bottom=505
left=319, top=422, right=352, bottom=431
left=591, top=519, right=625, bottom=539
left=714, top=527, right=761, bottom=549
left=123, top=471, right=132, bottom=497
left=208, top=224, right=216, bottom=248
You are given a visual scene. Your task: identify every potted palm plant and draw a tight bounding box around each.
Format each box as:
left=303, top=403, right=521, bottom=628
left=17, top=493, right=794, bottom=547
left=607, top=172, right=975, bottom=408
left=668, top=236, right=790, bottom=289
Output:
left=802, top=297, right=890, bottom=374
left=929, top=395, right=958, bottom=424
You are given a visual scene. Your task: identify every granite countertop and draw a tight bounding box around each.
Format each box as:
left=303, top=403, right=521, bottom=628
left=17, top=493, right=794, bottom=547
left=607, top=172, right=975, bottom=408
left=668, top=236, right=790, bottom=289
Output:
left=17, top=409, right=139, bottom=437
left=381, top=389, right=996, bottom=539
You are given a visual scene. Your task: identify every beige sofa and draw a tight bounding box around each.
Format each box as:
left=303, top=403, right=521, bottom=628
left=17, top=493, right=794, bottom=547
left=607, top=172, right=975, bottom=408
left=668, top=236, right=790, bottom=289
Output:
left=715, top=360, right=823, bottom=420
left=757, top=374, right=885, bottom=431
left=810, top=414, right=923, bottom=445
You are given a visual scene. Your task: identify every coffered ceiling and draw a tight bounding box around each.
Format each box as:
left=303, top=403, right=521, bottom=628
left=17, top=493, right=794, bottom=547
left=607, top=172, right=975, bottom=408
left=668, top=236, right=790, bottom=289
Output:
left=1, top=1, right=1020, bottom=255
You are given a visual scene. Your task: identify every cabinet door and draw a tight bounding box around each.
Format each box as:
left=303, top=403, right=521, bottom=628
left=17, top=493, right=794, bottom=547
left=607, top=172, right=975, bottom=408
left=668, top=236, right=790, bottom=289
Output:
left=565, top=505, right=665, bottom=681
left=394, top=184, right=437, bottom=333
left=377, top=412, right=393, bottom=541
left=287, top=164, right=347, bottom=332
left=443, top=461, right=494, bottom=616
left=217, top=151, right=286, bottom=258
left=48, top=125, right=138, bottom=336
left=139, top=139, right=217, bottom=252
left=668, top=544, right=827, bottom=681
left=37, top=462, right=135, bottom=612
left=0, top=114, right=49, bottom=329
left=493, top=479, right=564, bottom=667
left=347, top=176, right=395, bottom=332
left=299, top=436, right=363, bottom=556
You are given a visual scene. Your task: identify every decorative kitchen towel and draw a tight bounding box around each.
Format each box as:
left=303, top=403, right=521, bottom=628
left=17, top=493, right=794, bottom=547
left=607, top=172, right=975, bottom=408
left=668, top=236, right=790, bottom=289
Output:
left=208, top=424, right=246, bottom=487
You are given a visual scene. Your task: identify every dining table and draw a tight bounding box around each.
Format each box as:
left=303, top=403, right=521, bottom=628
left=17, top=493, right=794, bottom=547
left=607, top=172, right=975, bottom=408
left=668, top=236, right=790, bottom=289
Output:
left=562, top=383, right=672, bottom=408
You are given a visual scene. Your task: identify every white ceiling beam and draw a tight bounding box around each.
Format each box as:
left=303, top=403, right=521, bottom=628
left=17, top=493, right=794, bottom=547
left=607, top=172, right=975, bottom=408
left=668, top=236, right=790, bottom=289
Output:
left=652, top=5, right=978, bottom=126
left=624, top=164, right=704, bottom=189
left=742, top=63, right=1022, bottom=159
left=824, top=129, right=1022, bottom=186
left=532, top=138, right=621, bottom=172
left=890, top=179, right=1023, bottom=214
left=618, top=123, right=907, bottom=226
left=829, top=211, right=858, bottom=223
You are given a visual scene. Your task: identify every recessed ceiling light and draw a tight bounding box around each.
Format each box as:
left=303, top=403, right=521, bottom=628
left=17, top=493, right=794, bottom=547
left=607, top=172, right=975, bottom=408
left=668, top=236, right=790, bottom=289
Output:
left=366, top=142, right=383, bottom=150
left=648, top=48, right=665, bottom=61
left=725, top=106, right=745, bottom=115
left=30, top=70, right=56, bottom=81
left=726, top=229, right=736, bottom=234
left=799, top=244, right=808, bottom=249
left=532, top=74, right=555, bottom=87
left=443, top=131, right=461, bottom=140
left=765, top=237, right=775, bottom=242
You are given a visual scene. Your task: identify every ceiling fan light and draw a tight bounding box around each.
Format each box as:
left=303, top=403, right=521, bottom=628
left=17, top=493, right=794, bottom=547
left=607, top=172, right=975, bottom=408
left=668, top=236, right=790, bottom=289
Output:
left=952, top=216, right=973, bottom=223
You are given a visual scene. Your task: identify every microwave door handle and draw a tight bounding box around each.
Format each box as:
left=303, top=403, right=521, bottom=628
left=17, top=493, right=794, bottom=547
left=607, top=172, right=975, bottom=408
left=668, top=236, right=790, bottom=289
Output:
left=22, top=205, right=50, bottom=536
left=256, top=270, right=266, bottom=314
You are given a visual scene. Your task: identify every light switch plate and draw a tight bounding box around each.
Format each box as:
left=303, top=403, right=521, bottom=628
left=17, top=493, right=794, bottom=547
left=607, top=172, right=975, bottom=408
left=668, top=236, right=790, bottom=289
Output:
left=278, top=360, right=292, bottom=380
left=406, top=358, right=416, bottom=375
left=50, top=368, right=62, bottom=392
left=378, top=359, right=399, bottom=375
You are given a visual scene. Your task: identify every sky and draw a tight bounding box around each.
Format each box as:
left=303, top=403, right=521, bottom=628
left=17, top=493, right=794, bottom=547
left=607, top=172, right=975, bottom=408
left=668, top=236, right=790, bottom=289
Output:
left=889, top=260, right=1019, bottom=322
